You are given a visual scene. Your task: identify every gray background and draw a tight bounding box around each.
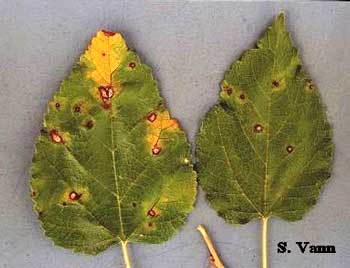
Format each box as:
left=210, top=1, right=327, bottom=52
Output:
left=0, top=1, right=349, bottom=268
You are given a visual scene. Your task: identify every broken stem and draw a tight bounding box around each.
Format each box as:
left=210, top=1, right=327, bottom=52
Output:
left=261, top=217, right=269, bottom=268
left=121, top=240, right=131, bottom=268
left=197, top=224, right=225, bottom=268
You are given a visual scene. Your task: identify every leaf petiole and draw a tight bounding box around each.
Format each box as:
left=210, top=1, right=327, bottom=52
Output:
left=121, top=240, right=131, bottom=268
left=261, top=217, right=269, bottom=268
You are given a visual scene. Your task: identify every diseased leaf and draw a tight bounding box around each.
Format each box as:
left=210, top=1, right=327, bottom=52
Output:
left=30, top=30, right=197, bottom=262
left=196, top=13, right=333, bottom=267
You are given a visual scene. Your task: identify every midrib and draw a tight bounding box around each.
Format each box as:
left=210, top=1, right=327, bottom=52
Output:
left=264, top=96, right=271, bottom=215
left=264, top=43, right=277, bottom=216
left=110, top=115, right=125, bottom=240
left=108, top=35, right=125, bottom=240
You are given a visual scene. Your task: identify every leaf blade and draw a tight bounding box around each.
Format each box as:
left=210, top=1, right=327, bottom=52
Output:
left=196, top=13, right=333, bottom=224
left=30, top=30, right=197, bottom=254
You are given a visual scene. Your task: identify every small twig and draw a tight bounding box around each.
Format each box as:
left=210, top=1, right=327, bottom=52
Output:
left=197, top=225, right=225, bottom=268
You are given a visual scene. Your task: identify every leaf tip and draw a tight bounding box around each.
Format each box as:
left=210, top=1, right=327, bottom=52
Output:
left=275, top=11, right=287, bottom=29
left=101, top=29, right=116, bottom=37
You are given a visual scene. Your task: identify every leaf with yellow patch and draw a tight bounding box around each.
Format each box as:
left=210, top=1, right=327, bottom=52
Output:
left=30, top=30, right=197, bottom=267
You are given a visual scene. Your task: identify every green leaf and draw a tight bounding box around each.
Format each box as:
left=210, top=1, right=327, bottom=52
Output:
left=196, top=13, right=333, bottom=225
left=30, top=30, right=197, bottom=259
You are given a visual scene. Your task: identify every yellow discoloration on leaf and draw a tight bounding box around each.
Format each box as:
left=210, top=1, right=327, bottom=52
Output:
left=83, top=31, right=127, bottom=86
left=146, top=111, right=179, bottom=152
left=31, top=29, right=197, bottom=259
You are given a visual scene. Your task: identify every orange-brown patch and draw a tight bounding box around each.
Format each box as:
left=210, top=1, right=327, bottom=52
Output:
left=49, top=129, right=64, bottom=144
left=146, top=111, right=179, bottom=155
left=83, top=30, right=127, bottom=86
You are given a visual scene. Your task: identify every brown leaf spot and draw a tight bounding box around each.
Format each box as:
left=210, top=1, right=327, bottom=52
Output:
left=152, top=146, right=161, bottom=155
left=129, top=62, right=136, bottom=69
left=69, top=191, right=81, bottom=201
left=147, top=208, right=157, bottom=217
left=147, top=112, right=157, bottom=123
left=49, top=129, right=64, bottom=144
left=148, top=222, right=153, bottom=227
left=99, top=86, right=114, bottom=109
left=74, top=105, right=81, bottom=113
left=99, top=86, right=114, bottom=101
left=85, top=120, right=94, bottom=129
left=239, top=93, right=246, bottom=100
left=62, top=202, right=67, bottom=206
left=254, top=124, right=264, bottom=133
left=101, top=29, right=116, bottom=36
left=286, top=145, right=294, bottom=153
left=132, top=202, right=137, bottom=208
left=102, top=52, right=106, bottom=57
left=55, top=102, right=60, bottom=109
left=31, top=191, right=36, bottom=197
left=272, top=80, right=280, bottom=88
left=226, top=88, right=233, bottom=96
left=306, top=80, right=315, bottom=91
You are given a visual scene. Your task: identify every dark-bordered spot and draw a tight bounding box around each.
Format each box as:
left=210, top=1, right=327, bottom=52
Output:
left=31, top=191, right=36, bottom=197
left=308, top=81, right=315, bottom=90
left=85, top=120, right=94, bottom=129
left=148, top=222, right=153, bottom=227
left=55, top=102, right=60, bottom=109
left=254, top=124, right=264, bottom=133
left=74, top=105, right=81, bottom=113
left=49, top=129, right=64, bottom=144
left=99, top=85, right=114, bottom=102
left=305, top=79, right=316, bottom=92
left=147, top=112, right=157, bottom=123
left=129, top=62, right=136, bottom=69
left=62, top=202, right=67, bottom=206
left=286, top=145, right=294, bottom=153
left=272, top=80, right=280, bottom=88
left=147, top=208, right=157, bottom=217
left=226, top=88, right=233, bottom=96
left=152, top=146, right=161, bottom=155
left=239, top=93, right=246, bottom=100
left=132, top=202, right=137, bottom=208
left=69, top=191, right=81, bottom=201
